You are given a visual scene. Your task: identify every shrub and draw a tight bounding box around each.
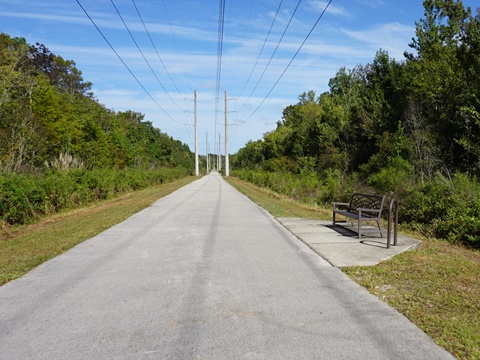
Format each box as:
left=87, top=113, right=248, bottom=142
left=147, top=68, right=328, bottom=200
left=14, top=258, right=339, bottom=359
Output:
left=368, top=156, right=413, bottom=196
left=0, top=173, right=45, bottom=224
left=0, top=167, right=189, bottom=226
left=401, top=173, right=480, bottom=248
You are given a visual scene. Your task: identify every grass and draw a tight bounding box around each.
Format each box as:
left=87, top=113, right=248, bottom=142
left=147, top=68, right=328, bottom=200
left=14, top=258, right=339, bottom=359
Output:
left=227, top=176, right=480, bottom=359
left=227, top=176, right=332, bottom=219
left=0, top=176, right=197, bottom=286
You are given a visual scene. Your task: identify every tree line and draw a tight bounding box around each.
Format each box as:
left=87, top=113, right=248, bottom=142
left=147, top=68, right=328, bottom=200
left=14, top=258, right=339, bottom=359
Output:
left=0, top=33, right=193, bottom=172
left=0, top=33, right=194, bottom=225
left=231, top=0, right=480, bottom=247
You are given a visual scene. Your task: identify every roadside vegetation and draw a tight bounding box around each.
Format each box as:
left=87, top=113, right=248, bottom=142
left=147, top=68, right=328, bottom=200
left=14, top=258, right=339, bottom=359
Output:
left=231, top=1, right=480, bottom=249
left=0, top=33, right=196, bottom=227
left=0, top=167, right=189, bottom=226
left=227, top=176, right=480, bottom=359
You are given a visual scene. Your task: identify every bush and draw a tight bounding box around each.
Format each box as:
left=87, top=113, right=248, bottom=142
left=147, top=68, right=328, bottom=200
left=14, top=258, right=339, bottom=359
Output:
left=401, top=173, right=480, bottom=248
left=368, top=156, right=413, bottom=196
left=0, top=173, right=46, bottom=224
left=0, top=167, right=189, bottom=225
left=319, top=169, right=345, bottom=204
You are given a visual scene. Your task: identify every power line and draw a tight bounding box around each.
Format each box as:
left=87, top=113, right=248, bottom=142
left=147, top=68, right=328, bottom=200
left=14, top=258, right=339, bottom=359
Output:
left=237, top=0, right=334, bottom=126
left=229, top=0, right=256, bottom=88
left=131, top=0, right=188, bottom=107
left=235, top=0, right=284, bottom=101
left=160, top=0, right=193, bottom=93
left=111, top=0, right=187, bottom=115
left=234, top=0, right=303, bottom=117
left=214, top=0, right=227, bottom=155
left=75, top=0, right=186, bottom=126
left=215, top=0, right=227, bottom=113
left=231, top=0, right=284, bottom=127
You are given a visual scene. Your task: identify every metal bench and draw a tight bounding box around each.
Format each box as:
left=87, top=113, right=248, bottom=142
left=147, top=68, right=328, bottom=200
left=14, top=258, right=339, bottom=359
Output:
left=332, top=193, right=386, bottom=239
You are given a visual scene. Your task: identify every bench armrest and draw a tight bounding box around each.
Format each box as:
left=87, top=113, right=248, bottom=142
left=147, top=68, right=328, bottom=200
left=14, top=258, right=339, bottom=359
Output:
left=332, top=202, right=349, bottom=210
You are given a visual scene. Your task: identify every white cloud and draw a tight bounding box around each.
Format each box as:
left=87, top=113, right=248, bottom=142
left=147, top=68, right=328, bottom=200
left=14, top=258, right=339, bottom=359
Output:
left=0, top=9, right=218, bottom=43
left=0, top=10, right=90, bottom=24
left=340, top=22, right=415, bottom=60
left=308, top=1, right=349, bottom=17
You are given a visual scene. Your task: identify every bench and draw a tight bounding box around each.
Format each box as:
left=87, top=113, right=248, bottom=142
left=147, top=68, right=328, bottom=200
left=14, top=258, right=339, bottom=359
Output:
left=332, top=193, right=386, bottom=239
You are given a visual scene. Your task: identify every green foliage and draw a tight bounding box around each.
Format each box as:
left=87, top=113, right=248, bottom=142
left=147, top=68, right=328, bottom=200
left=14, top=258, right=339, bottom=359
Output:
left=402, top=173, right=480, bottom=247
left=319, top=169, right=355, bottom=204
left=232, top=1, right=480, bottom=248
left=0, top=173, right=45, bottom=224
left=232, top=169, right=356, bottom=207
left=0, top=167, right=189, bottom=226
left=0, top=33, right=194, bottom=226
left=368, top=156, right=413, bottom=195
left=0, top=33, right=194, bottom=172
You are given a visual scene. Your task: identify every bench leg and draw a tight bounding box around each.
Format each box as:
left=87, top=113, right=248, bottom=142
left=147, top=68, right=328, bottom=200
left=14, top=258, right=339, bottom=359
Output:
left=377, top=220, right=384, bottom=237
left=358, top=220, right=362, bottom=239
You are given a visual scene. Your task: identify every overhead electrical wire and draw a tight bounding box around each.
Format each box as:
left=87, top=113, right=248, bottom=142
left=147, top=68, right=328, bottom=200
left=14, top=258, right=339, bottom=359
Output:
left=234, top=0, right=303, bottom=118
left=130, top=1, right=196, bottom=134
left=131, top=0, right=187, bottom=104
left=214, top=0, right=226, bottom=154
left=78, top=0, right=334, bottom=152
left=110, top=0, right=188, bottom=116
left=237, top=0, right=334, bottom=126
left=235, top=0, right=284, bottom=101
left=229, top=0, right=256, bottom=87
left=161, top=0, right=195, bottom=110
left=157, top=0, right=196, bottom=131
left=231, top=0, right=283, bottom=127
left=75, top=0, right=186, bottom=126
left=215, top=0, right=227, bottom=115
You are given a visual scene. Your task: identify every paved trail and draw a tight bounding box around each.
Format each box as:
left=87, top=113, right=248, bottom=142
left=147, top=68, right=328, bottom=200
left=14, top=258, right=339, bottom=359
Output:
left=0, top=172, right=453, bottom=359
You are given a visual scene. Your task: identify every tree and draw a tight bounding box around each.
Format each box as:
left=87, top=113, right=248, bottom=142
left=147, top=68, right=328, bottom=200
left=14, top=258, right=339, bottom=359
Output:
left=30, top=43, right=93, bottom=97
left=405, top=0, right=479, bottom=173
left=0, top=33, right=193, bottom=173
left=0, top=34, right=43, bottom=171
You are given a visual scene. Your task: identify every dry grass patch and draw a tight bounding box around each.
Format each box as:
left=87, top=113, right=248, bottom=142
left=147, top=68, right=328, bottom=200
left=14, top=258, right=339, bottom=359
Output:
left=0, top=176, right=197, bottom=286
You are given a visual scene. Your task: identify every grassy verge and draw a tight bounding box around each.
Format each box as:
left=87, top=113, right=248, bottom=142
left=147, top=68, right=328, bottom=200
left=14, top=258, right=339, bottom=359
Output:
left=227, top=176, right=331, bottom=219
left=227, top=176, right=480, bottom=359
left=0, top=176, right=197, bottom=286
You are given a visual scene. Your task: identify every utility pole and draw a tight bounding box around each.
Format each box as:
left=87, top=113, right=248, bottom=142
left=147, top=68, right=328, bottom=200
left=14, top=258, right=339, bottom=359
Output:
left=194, top=90, right=199, bottom=176
left=218, top=133, right=221, bottom=171
left=206, top=132, right=209, bottom=173
left=225, top=90, right=229, bottom=177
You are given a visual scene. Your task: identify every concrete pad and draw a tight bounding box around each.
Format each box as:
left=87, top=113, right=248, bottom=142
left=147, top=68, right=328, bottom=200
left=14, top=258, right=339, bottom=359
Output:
left=277, top=218, right=421, bottom=267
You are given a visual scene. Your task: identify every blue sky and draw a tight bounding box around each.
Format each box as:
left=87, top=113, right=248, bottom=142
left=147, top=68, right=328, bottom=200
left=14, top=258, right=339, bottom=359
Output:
left=1, top=0, right=477, bottom=154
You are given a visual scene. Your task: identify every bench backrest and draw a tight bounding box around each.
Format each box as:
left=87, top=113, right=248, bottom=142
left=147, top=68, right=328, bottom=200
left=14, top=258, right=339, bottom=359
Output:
left=349, top=193, right=385, bottom=215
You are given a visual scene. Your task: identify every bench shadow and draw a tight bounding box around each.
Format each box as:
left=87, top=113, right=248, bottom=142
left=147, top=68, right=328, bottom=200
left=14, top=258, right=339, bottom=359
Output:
left=325, top=224, right=358, bottom=238
left=360, top=239, right=389, bottom=249
left=325, top=224, right=388, bottom=249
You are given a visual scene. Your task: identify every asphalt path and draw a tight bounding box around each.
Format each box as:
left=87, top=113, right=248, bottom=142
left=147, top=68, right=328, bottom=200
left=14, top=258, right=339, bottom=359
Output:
left=0, top=172, right=454, bottom=359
